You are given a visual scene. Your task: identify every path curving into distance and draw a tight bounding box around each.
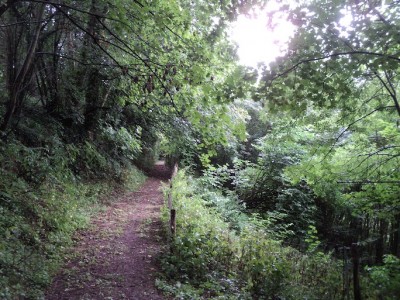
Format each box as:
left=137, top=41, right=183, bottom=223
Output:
left=46, top=162, right=170, bottom=300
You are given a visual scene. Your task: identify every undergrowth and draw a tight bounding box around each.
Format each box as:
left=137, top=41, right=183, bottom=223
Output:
left=158, top=170, right=365, bottom=299
left=0, top=139, right=146, bottom=299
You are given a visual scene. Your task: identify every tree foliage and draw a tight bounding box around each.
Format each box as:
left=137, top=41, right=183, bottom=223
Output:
left=248, top=0, right=400, bottom=262
left=1, top=0, right=400, bottom=298
left=0, top=0, right=261, bottom=297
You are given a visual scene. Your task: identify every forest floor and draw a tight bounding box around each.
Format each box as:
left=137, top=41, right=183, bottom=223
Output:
left=46, top=162, right=170, bottom=300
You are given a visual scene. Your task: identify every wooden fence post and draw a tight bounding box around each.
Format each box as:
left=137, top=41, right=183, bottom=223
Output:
left=170, top=209, right=176, bottom=236
left=171, top=162, right=178, bottom=178
left=168, top=162, right=178, bottom=237
left=167, top=180, right=173, bottom=210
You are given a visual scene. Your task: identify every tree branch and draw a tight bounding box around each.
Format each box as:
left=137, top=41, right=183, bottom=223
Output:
left=269, top=51, right=400, bottom=83
left=322, top=106, right=395, bottom=160
left=337, top=180, right=400, bottom=184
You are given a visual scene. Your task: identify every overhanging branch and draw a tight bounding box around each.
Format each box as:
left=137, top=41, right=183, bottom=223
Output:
left=269, top=51, right=400, bottom=83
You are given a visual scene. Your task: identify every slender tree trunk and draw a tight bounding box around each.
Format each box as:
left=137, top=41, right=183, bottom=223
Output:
left=390, top=215, right=400, bottom=257
left=0, top=3, right=45, bottom=132
left=82, top=0, right=108, bottom=132
left=80, top=0, right=98, bottom=129
left=375, top=219, right=387, bottom=264
left=351, top=243, right=362, bottom=300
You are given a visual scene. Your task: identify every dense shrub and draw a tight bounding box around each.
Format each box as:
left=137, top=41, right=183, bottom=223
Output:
left=161, top=172, right=235, bottom=284
left=368, top=255, right=400, bottom=299
left=201, top=159, right=316, bottom=246
left=159, top=170, right=344, bottom=299
left=237, top=226, right=291, bottom=298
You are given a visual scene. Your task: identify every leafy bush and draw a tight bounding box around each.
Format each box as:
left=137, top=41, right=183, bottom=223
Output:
left=161, top=171, right=235, bottom=286
left=71, top=125, right=142, bottom=180
left=286, top=251, right=343, bottom=299
left=78, top=141, right=109, bottom=177
left=200, top=157, right=316, bottom=245
left=100, top=125, right=142, bottom=161
left=368, top=255, right=400, bottom=299
left=237, top=226, right=291, bottom=298
left=159, top=170, right=344, bottom=299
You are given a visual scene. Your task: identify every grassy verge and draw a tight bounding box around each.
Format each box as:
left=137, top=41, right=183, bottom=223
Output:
left=157, top=170, right=351, bottom=299
left=0, top=141, right=146, bottom=299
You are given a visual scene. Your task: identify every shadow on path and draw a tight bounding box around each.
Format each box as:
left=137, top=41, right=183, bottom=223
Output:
left=146, top=160, right=172, bottom=180
left=46, top=162, right=171, bottom=300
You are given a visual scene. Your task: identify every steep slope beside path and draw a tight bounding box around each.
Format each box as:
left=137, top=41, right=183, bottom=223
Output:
left=46, top=163, right=170, bottom=300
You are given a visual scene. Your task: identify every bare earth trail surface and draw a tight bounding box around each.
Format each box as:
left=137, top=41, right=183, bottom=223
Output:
left=46, top=162, right=170, bottom=300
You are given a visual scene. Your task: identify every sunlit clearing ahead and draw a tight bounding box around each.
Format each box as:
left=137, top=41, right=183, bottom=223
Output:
left=230, top=1, right=296, bottom=68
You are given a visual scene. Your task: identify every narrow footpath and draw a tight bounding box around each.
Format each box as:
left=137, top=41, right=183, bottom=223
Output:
left=46, top=162, right=170, bottom=300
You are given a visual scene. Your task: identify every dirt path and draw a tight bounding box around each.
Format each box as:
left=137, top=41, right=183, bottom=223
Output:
left=46, top=162, right=170, bottom=300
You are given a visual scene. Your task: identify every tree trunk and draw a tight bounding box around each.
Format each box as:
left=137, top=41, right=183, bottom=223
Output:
left=0, top=3, right=45, bottom=132
left=390, top=214, right=400, bottom=257
left=82, top=0, right=107, bottom=132
left=375, top=219, right=388, bottom=264
left=351, top=243, right=362, bottom=300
